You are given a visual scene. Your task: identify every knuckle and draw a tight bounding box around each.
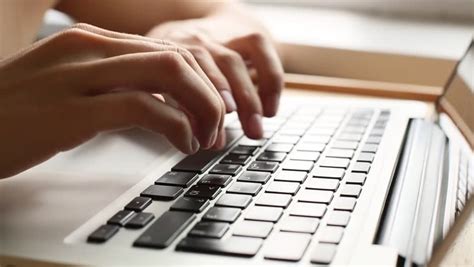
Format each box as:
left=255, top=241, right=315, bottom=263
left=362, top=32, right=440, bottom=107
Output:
left=52, top=26, right=100, bottom=48
left=268, top=70, right=284, bottom=88
left=70, top=22, right=94, bottom=31
left=245, top=32, right=266, bottom=45
left=158, top=51, right=186, bottom=73
left=176, top=47, right=195, bottom=62
left=127, top=92, right=152, bottom=116
left=186, top=46, right=207, bottom=57
left=215, top=50, right=243, bottom=67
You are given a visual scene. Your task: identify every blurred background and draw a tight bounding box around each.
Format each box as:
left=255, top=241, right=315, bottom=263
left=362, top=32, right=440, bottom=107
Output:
left=41, top=0, right=474, bottom=88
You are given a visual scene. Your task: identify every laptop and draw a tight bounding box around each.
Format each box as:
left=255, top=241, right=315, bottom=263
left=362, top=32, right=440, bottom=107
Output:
left=0, top=41, right=472, bottom=266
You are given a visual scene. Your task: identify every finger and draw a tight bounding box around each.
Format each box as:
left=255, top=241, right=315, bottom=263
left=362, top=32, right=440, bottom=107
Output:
left=227, top=34, right=284, bottom=117
left=62, top=51, right=222, bottom=149
left=203, top=42, right=264, bottom=139
left=186, top=45, right=236, bottom=113
left=94, top=36, right=226, bottom=148
left=83, top=91, right=199, bottom=154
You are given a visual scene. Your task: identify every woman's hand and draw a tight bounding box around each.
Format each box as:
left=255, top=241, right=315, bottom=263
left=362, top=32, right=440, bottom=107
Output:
left=0, top=23, right=226, bottom=178
left=147, top=4, right=284, bottom=146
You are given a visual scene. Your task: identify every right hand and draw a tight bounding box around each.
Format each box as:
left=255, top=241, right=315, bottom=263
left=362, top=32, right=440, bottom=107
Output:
left=0, top=23, right=225, bottom=178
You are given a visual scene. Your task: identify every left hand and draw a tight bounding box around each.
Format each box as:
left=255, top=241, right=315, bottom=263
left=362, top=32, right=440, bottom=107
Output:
left=147, top=11, right=284, bottom=148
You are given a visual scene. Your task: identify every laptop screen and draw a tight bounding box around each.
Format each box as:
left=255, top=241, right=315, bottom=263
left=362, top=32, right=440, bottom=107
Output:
left=438, top=40, right=474, bottom=148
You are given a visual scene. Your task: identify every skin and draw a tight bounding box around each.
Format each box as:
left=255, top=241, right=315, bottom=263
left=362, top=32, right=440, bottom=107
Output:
left=0, top=0, right=283, bottom=179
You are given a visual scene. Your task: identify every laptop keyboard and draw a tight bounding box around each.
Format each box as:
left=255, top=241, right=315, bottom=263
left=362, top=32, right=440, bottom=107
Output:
left=87, top=106, right=390, bottom=264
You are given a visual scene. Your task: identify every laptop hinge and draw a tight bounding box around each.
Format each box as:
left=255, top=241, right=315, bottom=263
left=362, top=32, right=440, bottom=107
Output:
left=375, top=119, right=449, bottom=266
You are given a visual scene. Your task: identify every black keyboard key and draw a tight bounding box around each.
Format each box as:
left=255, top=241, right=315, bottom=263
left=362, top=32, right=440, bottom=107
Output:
left=257, top=151, right=287, bottom=162
left=319, top=157, right=350, bottom=169
left=227, top=182, right=262, bottom=196
left=87, top=224, right=120, bottom=243
left=326, top=210, right=351, bottom=227
left=310, top=243, right=337, bottom=264
left=340, top=184, right=362, bottom=198
left=237, top=171, right=271, bottom=184
left=290, top=151, right=320, bottom=162
left=125, top=212, right=154, bottom=229
left=266, top=181, right=300, bottom=195
left=209, top=164, right=242, bottom=176
left=107, top=210, right=136, bottom=226
left=221, top=154, right=251, bottom=165
left=319, top=226, right=344, bottom=244
left=282, top=160, right=314, bottom=172
left=275, top=171, right=308, bottom=183
left=245, top=206, right=283, bottom=222
left=185, top=185, right=221, bottom=199
left=255, top=193, right=292, bottom=208
left=352, top=162, right=371, bottom=173
left=358, top=152, right=375, bottom=163
left=263, top=232, right=311, bottom=262
left=177, top=236, right=263, bottom=257
left=247, top=161, right=279, bottom=173
left=233, top=220, right=273, bottom=238
left=125, top=196, right=152, bottom=212
left=313, top=167, right=345, bottom=179
left=266, top=143, right=294, bottom=153
left=298, top=189, right=333, bottom=204
left=280, top=216, right=320, bottom=234
left=326, top=149, right=354, bottom=159
left=198, top=174, right=232, bottom=187
left=155, top=171, right=198, bottom=187
left=170, top=197, right=210, bottom=213
left=306, top=178, right=340, bottom=191
left=333, top=197, right=356, bottom=211
left=172, top=150, right=223, bottom=174
left=189, top=221, right=229, bottom=238
left=230, top=146, right=258, bottom=155
left=141, top=185, right=183, bottom=201
left=346, top=173, right=367, bottom=185
left=215, top=194, right=252, bottom=209
left=134, top=211, right=196, bottom=248
left=202, top=207, right=241, bottom=223
left=290, top=202, right=326, bottom=218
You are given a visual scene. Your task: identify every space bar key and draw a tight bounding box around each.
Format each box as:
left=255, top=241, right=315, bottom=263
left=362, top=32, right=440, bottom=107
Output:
left=177, top=236, right=263, bottom=257
left=133, top=211, right=196, bottom=249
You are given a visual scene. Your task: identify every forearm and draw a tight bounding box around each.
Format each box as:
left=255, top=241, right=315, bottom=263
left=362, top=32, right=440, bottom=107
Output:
left=0, top=0, right=56, bottom=58
left=55, top=0, right=232, bottom=35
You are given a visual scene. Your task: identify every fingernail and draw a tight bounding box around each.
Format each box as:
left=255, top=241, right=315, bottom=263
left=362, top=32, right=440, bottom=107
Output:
left=248, top=113, right=263, bottom=139
left=219, top=90, right=237, bottom=112
left=190, top=136, right=200, bottom=154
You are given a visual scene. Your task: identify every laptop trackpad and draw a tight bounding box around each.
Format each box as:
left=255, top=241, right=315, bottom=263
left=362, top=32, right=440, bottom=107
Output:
left=34, top=129, right=172, bottom=176
left=0, top=129, right=174, bottom=243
